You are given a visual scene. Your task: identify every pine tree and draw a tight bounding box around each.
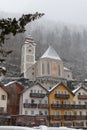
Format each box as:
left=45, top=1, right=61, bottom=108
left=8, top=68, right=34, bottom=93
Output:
left=0, top=12, right=44, bottom=62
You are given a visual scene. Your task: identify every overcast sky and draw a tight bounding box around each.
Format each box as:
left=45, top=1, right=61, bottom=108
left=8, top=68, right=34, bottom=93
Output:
left=0, top=0, right=87, bottom=26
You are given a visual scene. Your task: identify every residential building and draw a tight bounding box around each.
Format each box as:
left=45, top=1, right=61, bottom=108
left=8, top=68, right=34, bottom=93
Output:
left=0, top=83, right=9, bottom=125
left=0, top=83, right=8, bottom=114
left=73, top=84, right=87, bottom=128
left=19, top=81, right=49, bottom=126
left=5, top=81, right=24, bottom=115
left=48, top=83, right=74, bottom=127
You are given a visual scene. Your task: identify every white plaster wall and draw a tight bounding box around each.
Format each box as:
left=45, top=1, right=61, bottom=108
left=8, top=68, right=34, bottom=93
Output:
left=20, top=84, right=48, bottom=115
left=0, top=87, right=7, bottom=112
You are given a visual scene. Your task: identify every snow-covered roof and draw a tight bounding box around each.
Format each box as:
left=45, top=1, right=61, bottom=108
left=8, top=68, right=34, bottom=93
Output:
left=72, top=86, right=81, bottom=93
left=40, top=46, right=61, bottom=60
left=0, top=66, right=6, bottom=71
left=64, top=67, right=70, bottom=71
left=4, top=81, right=17, bottom=86
left=73, top=83, right=87, bottom=93
left=49, top=82, right=60, bottom=92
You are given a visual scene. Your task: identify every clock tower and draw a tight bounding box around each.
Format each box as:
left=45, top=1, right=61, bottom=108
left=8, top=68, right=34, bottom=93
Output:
left=21, top=35, right=36, bottom=78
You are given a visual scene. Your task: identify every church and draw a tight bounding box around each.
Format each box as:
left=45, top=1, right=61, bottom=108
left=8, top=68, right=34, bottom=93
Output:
left=21, top=35, right=72, bottom=90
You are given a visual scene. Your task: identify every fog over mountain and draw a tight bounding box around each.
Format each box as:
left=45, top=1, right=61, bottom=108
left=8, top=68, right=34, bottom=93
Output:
left=0, top=12, right=87, bottom=80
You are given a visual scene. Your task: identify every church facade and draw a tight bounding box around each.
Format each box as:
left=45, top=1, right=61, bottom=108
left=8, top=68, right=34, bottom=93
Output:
left=21, top=36, right=72, bottom=90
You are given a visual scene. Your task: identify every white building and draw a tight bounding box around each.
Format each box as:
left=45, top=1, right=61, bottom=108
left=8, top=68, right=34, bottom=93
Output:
left=21, top=36, right=36, bottom=78
left=21, top=36, right=73, bottom=90
left=73, top=84, right=87, bottom=128
left=0, top=84, right=8, bottom=113
left=19, top=82, right=49, bottom=116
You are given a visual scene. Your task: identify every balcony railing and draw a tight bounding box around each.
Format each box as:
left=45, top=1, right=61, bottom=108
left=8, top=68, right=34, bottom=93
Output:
left=51, top=115, right=87, bottom=121
left=78, top=95, right=87, bottom=99
left=55, top=94, right=70, bottom=98
left=51, top=104, right=87, bottom=109
left=24, top=103, right=49, bottom=109
left=52, top=115, right=62, bottom=120
left=38, top=104, right=49, bottom=109
left=24, top=103, right=37, bottom=108
left=30, top=93, right=45, bottom=98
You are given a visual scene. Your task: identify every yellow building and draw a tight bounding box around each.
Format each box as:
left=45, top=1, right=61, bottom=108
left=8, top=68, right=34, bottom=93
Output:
left=48, top=82, right=74, bottom=127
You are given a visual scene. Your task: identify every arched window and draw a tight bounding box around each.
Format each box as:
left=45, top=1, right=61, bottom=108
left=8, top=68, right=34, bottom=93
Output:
left=58, top=64, right=61, bottom=76
left=47, top=62, right=50, bottom=74
left=42, top=62, right=45, bottom=75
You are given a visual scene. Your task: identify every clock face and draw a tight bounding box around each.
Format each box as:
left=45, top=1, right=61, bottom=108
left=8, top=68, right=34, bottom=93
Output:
left=27, top=44, right=34, bottom=54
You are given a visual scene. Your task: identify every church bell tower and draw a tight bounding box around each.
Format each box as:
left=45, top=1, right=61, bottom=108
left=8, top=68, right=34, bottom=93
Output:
left=21, top=35, right=36, bottom=78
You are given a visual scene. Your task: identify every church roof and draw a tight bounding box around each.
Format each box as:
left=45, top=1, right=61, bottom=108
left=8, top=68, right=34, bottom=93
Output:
left=40, top=46, right=61, bottom=60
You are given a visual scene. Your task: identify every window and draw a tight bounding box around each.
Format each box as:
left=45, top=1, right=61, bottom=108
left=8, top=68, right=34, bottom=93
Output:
left=25, top=110, right=28, bottom=115
left=39, top=100, right=41, bottom=104
left=56, top=100, right=60, bottom=104
left=42, top=63, right=45, bottom=75
left=31, top=99, right=34, bottom=104
left=57, top=110, right=60, bottom=115
left=63, top=100, right=66, bottom=104
left=52, top=110, right=56, bottom=115
left=55, top=90, right=57, bottom=94
left=31, top=111, right=34, bottom=115
left=73, top=101, right=75, bottom=105
left=44, top=100, right=47, bottom=104
left=31, top=90, right=33, bottom=93
left=45, top=111, right=47, bottom=115
left=41, top=90, right=43, bottom=93
left=80, top=111, right=82, bottom=115
left=52, top=100, right=55, bottom=104
left=69, top=111, right=72, bottom=115
left=57, top=91, right=60, bottom=94
left=86, top=112, right=87, bottom=115
left=34, top=90, right=36, bottom=93
left=25, top=99, right=28, bottom=103
left=39, top=111, right=43, bottom=115
left=1, top=95, right=6, bottom=100
left=64, top=111, right=68, bottom=115
left=79, top=101, right=81, bottom=105
left=74, top=111, right=77, bottom=115
left=0, top=107, right=4, bottom=113
left=58, top=64, right=61, bottom=76
left=67, top=74, right=70, bottom=78
left=47, top=62, right=50, bottom=74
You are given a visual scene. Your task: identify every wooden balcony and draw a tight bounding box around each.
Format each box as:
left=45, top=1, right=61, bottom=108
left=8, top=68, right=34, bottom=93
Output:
left=73, top=105, right=87, bottom=109
left=51, top=104, right=61, bottom=108
left=55, top=94, right=70, bottom=98
left=51, top=104, right=87, bottom=109
left=23, top=103, right=37, bottom=108
left=78, top=95, right=87, bottom=99
left=38, top=104, right=49, bottom=109
left=51, top=115, right=62, bottom=120
left=30, top=93, right=45, bottom=98
left=51, top=115, right=87, bottom=121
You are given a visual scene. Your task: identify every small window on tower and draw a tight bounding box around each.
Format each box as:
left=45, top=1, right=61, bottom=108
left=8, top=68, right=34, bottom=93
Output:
left=29, top=49, right=32, bottom=52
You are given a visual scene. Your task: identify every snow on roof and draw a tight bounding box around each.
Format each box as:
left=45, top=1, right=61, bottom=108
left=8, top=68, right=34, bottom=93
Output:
left=72, top=86, right=81, bottom=93
left=40, top=46, right=61, bottom=60
left=49, top=82, right=60, bottom=92
left=84, top=79, right=87, bottom=81
left=4, top=81, right=17, bottom=86
left=64, top=67, right=70, bottom=71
